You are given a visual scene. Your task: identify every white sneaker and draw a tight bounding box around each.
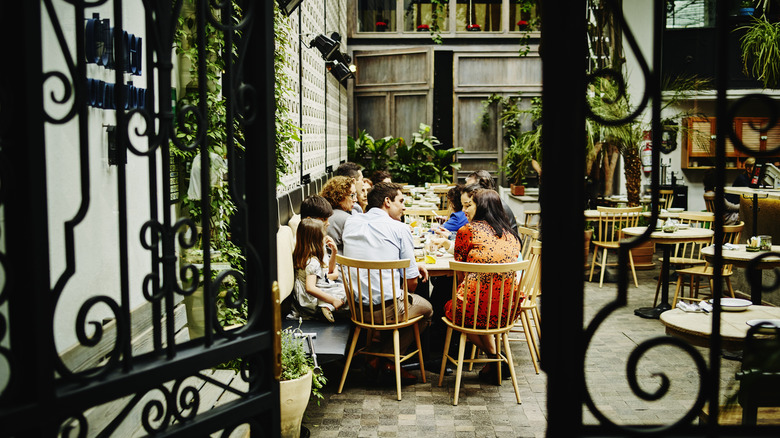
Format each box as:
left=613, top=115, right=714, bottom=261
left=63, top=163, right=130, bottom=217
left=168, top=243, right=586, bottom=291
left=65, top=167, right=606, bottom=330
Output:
left=321, top=307, right=335, bottom=323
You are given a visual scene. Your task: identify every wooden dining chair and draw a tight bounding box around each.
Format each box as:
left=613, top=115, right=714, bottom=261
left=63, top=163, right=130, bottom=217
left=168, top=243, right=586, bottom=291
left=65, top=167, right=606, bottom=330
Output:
left=335, top=255, right=426, bottom=401
left=404, top=208, right=448, bottom=220
left=703, top=192, right=716, bottom=213
left=653, top=211, right=715, bottom=306
left=517, top=225, right=539, bottom=261
left=672, top=222, right=744, bottom=307
left=509, top=242, right=542, bottom=374
left=660, top=189, right=675, bottom=210
left=524, top=210, right=541, bottom=229
left=438, top=259, right=530, bottom=405
left=588, top=206, right=642, bottom=288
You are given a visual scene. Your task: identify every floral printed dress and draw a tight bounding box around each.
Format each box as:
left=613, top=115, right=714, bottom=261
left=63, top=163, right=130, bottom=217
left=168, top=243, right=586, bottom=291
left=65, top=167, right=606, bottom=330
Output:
left=444, top=221, right=522, bottom=329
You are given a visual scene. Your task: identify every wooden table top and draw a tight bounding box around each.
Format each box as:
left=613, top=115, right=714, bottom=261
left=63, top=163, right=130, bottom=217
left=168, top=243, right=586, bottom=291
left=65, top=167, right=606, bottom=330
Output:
left=701, top=244, right=780, bottom=268
left=423, top=253, right=454, bottom=276
left=660, top=305, right=780, bottom=350
left=622, top=226, right=714, bottom=244
left=724, top=187, right=780, bottom=200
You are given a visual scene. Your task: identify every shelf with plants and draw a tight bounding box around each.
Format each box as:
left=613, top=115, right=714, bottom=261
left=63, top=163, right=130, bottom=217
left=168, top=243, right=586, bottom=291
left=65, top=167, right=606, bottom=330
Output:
left=681, top=116, right=780, bottom=169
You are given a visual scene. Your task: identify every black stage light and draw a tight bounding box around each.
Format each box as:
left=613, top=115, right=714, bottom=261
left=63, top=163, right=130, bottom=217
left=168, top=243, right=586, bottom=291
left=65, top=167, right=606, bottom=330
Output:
left=277, top=0, right=303, bottom=16
left=309, top=34, right=340, bottom=61
left=328, top=61, right=354, bottom=83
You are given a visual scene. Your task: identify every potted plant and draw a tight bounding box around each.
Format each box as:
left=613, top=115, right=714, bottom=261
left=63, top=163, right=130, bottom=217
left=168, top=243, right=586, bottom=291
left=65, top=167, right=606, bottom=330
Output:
left=417, top=23, right=429, bottom=32
left=737, top=14, right=780, bottom=89
left=376, top=20, right=388, bottom=31
left=466, top=23, right=481, bottom=31
left=517, top=20, right=529, bottom=31
left=279, top=322, right=327, bottom=438
left=739, top=0, right=756, bottom=16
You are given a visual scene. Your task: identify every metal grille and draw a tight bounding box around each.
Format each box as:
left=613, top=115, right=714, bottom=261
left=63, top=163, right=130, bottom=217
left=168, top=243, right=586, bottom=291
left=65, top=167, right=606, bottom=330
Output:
left=0, top=1, right=278, bottom=436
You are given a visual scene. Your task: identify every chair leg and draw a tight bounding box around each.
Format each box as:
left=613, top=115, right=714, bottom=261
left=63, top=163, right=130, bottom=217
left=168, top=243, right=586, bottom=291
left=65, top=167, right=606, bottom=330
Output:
left=671, top=275, right=684, bottom=308
left=453, top=333, right=468, bottom=406
left=413, top=322, right=426, bottom=383
left=393, top=329, right=402, bottom=401
left=338, top=327, right=362, bottom=394
left=589, top=247, right=598, bottom=282
left=438, top=327, right=453, bottom=387
left=468, top=344, right=477, bottom=371
left=520, top=311, right=540, bottom=374
left=598, top=248, right=608, bottom=288
left=501, top=334, right=522, bottom=404
left=524, top=309, right=541, bottom=360
left=629, top=250, right=638, bottom=288
left=726, top=277, right=735, bottom=298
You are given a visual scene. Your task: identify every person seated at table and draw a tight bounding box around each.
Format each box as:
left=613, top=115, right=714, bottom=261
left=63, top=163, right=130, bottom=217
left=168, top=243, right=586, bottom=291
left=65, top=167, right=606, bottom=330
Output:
left=300, top=194, right=333, bottom=223
left=727, top=157, right=756, bottom=205
left=321, top=176, right=356, bottom=253
left=703, top=169, right=740, bottom=225
left=334, top=161, right=367, bottom=213
left=342, top=182, right=433, bottom=384
left=434, top=184, right=469, bottom=242
left=444, top=188, right=522, bottom=384
left=465, top=170, right=518, bottom=233
left=370, top=169, right=393, bottom=186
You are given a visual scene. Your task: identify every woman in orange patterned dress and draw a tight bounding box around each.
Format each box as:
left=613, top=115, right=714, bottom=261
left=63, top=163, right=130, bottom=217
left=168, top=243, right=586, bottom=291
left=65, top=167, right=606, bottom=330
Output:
left=444, top=187, right=522, bottom=381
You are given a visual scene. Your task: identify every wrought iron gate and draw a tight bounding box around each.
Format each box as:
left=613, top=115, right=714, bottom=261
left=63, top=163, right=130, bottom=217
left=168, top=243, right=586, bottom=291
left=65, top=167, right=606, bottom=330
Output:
left=0, top=1, right=278, bottom=436
left=542, top=1, right=780, bottom=436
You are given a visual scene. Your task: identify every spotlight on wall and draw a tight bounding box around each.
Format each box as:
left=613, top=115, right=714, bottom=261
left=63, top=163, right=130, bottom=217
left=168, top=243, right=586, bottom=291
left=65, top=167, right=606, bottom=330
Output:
left=277, top=0, right=303, bottom=16
left=309, top=34, right=340, bottom=61
left=327, top=61, right=354, bottom=83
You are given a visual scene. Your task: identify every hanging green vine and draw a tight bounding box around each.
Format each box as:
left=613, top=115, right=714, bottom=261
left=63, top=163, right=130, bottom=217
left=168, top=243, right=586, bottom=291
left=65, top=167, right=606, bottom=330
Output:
left=274, top=5, right=301, bottom=182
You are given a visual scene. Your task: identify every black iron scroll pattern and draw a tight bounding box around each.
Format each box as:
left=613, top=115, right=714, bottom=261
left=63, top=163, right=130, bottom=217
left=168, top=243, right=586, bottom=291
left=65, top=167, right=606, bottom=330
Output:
left=582, top=0, right=710, bottom=434
left=0, top=53, right=10, bottom=400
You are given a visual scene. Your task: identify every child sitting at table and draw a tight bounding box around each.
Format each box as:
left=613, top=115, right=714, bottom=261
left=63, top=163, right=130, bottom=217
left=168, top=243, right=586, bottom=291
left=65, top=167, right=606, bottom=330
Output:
left=290, top=217, right=347, bottom=322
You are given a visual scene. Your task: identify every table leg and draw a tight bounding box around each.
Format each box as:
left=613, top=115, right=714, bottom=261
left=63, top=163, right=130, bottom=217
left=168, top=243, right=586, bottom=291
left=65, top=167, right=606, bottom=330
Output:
left=749, top=267, right=763, bottom=305
left=634, top=244, right=672, bottom=319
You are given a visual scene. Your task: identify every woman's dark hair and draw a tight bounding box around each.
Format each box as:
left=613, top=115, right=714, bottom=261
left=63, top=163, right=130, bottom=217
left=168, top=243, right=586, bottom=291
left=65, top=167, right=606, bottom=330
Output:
left=370, top=170, right=392, bottom=186
left=471, top=189, right=519, bottom=242
left=300, top=195, right=333, bottom=220
left=447, top=184, right=464, bottom=211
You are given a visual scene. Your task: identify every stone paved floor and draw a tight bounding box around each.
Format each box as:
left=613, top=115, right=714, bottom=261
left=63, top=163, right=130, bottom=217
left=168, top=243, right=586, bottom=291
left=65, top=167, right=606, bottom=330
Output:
left=302, top=264, right=744, bottom=437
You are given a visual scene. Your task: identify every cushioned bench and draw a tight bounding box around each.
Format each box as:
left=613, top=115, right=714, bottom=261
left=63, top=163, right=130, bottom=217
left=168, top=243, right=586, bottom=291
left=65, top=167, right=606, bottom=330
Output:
left=277, top=217, right=351, bottom=365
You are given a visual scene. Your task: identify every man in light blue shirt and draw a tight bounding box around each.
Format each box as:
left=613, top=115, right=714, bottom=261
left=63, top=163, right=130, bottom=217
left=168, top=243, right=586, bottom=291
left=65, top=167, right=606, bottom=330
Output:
left=342, top=182, right=433, bottom=383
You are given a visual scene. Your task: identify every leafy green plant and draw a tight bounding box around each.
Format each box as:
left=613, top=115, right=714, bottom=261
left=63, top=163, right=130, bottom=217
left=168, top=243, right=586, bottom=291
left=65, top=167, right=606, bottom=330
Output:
left=347, top=129, right=400, bottom=175
left=388, top=123, right=459, bottom=185
left=274, top=6, right=300, bottom=182
left=281, top=322, right=327, bottom=403
left=737, top=15, right=780, bottom=89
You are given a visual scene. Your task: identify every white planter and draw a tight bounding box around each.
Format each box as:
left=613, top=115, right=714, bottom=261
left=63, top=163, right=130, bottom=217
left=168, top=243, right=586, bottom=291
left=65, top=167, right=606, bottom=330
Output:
left=279, top=370, right=312, bottom=438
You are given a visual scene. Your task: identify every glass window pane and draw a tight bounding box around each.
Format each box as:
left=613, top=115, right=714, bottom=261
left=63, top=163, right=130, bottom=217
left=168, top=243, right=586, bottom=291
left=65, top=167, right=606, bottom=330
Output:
left=666, top=0, right=716, bottom=28
left=456, top=0, right=503, bottom=32
left=509, top=1, right=540, bottom=32
left=358, top=0, right=398, bottom=32
left=403, top=1, right=449, bottom=32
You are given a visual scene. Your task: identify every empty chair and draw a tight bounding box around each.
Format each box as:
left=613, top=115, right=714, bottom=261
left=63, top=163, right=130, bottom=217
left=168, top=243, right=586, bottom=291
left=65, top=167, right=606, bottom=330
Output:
left=438, top=260, right=530, bottom=405
left=660, top=189, right=675, bottom=211
left=524, top=210, right=541, bottom=229
left=589, top=206, right=642, bottom=288
left=672, top=222, right=744, bottom=307
left=336, top=255, right=426, bottom=401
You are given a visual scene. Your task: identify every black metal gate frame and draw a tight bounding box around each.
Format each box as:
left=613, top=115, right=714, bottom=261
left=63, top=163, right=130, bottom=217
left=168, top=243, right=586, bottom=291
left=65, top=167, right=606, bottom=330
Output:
left=0, top=1, right=279, bottom=436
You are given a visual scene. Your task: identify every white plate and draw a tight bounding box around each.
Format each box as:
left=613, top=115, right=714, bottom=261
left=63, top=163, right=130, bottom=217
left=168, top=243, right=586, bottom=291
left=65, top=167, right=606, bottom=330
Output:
left=746, top=319, right=780, bottom=333
left=709, top=298, right=752, bottom=311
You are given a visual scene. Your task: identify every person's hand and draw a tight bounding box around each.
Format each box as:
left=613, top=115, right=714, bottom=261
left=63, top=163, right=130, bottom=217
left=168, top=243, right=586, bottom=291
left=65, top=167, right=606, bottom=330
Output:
left=324, top=236, right=337, bottom=253
left=434, top=227, right=451, bottom=238
left=331, top=297, right=344, bottom=309
left=418, top=265, right=429, bottom=282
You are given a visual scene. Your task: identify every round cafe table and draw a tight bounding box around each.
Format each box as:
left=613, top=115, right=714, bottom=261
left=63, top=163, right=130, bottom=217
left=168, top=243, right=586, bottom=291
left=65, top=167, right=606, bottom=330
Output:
left=660, top=305, right=780, bottom=351
left=622, top=226, right=714, bottom=319
left=701, top=244, right=780, bottom=305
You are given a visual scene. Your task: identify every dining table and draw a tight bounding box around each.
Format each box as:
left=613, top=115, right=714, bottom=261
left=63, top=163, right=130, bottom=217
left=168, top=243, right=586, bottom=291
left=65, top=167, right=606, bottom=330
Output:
left=701, top=244, right=780, bottom=305
left=622, top=226, right=715, bottom=319
left=660, top=304, right=780, bottom=351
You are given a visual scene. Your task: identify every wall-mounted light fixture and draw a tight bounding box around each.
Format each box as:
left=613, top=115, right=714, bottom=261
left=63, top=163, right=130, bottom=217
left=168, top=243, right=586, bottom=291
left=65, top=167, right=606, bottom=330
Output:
left=277, top=0, right=303, bottom=16
left=307, top=34, right=340, bottom=61
left=326, top=61, right=354, bottom=83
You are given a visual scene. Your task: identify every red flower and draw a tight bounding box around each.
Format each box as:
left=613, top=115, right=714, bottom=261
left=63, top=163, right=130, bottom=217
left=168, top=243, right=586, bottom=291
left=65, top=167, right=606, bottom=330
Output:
left=376, top=21, right=387, bottom=26
left=417, top=24, right=429, bottom=30
left=466, top=23, right=481, bottom=31
left=517, top=20, right=528, bottom=26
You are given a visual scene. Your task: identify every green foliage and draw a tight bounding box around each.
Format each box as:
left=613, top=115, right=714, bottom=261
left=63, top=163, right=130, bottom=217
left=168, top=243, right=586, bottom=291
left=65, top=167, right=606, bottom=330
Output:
left=281, top=322, right=327, bottom=403
left=347, top=130, right=400, bottom=175
left=480, top=94, right=541, bottom=185
left=274, top=6, right=300, bottom=182
left=388, top=124, right=462, bottom=185
left=737, top=15, right=780, bottom=89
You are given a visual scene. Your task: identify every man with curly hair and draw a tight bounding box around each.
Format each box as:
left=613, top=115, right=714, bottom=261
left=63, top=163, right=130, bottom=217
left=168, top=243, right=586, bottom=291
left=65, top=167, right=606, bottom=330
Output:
left=320, top=175, right=356, bottom=252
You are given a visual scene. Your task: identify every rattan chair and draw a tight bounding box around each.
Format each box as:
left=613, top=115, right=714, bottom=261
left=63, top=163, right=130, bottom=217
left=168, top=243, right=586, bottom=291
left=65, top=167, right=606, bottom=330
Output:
left=336, top=255, right=426, bottom=401
left=588, top=206, right=642, bottom=288
left=437, top=259, right=530, bottom=405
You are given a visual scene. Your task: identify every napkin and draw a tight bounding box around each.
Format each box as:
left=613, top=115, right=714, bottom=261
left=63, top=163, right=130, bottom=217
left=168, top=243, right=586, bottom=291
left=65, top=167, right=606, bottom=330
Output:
left=676, top=301, right=711, bottom=313
left=723, top=243, right=738, bottom=250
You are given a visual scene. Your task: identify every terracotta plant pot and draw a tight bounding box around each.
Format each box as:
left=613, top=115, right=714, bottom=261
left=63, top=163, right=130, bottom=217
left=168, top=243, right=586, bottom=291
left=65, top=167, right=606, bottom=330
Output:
left=511, top=184, right=525, bottom=196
